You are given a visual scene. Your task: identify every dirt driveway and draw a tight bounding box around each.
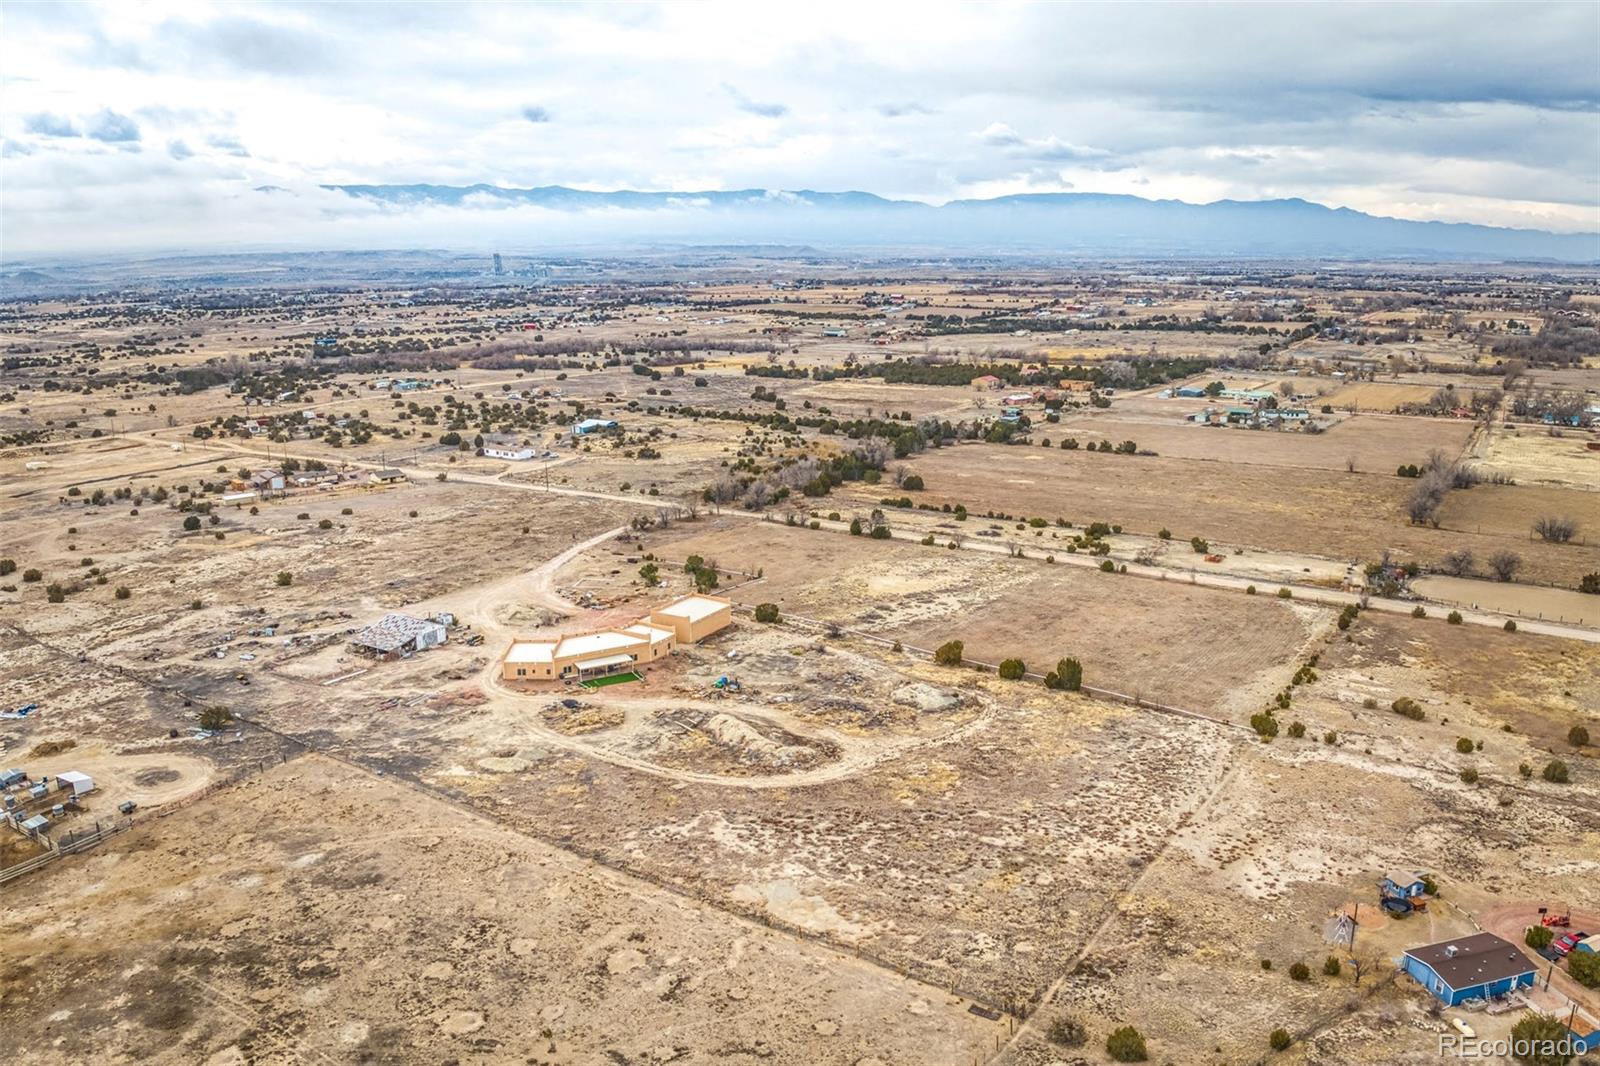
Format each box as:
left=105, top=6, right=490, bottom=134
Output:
left=1478, top=902, right=1600, bottom=1024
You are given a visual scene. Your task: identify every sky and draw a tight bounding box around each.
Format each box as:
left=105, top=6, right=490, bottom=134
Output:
left=2, top=0, right=1598, bottom=258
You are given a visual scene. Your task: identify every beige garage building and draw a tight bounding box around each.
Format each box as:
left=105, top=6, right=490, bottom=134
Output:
left=501, top=594, right=732, bottom=684
left=649, top=595, right=735, bottom=644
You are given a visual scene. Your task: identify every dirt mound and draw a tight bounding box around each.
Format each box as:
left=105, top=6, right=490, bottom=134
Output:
left=638, top=709, right=841, bottom=775
left=497, top=604, right=567, bottom=630
left=891, top=683, right=961, bottom=714
left=27, top=738, right=75, bottom=758
left=542, top=700, right=625, bottom=734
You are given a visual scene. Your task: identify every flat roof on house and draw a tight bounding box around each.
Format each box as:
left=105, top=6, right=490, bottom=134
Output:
left=653, top=595, right=730, bottom=623
left=505, top=641, right=555, bottom=663
left=623, top=623, right=676, bottom=644
left=553, top=629, right=640, bottom=659
left=1404, top=932, right=1533, bottom=989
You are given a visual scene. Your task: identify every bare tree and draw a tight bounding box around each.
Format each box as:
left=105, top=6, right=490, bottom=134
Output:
left=1406, top=472, right=1451, bottom=526
left=1345, top=455, right=1357, bottom=474
left=1533, top=515, right=1578, bottom=543
left=707, top=477, right=741, bottom=512
left=1487, top=550, right=1522, bottom=583
left=1439, top=549, right=1474, bottom=577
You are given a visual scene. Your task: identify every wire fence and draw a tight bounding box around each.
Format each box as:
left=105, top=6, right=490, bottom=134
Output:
left=0, top=751, right=301, bottom=887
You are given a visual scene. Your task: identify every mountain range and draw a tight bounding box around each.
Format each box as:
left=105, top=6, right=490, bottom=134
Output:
left=325, top=184, right=1600, bottom=262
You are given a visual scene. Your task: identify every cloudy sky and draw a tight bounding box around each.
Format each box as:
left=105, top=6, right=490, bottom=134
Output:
left=2, top=1, right=1597, bottom=257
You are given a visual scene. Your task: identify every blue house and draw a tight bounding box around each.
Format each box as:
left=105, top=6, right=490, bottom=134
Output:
left=1380, top=871, right=1429, bottom=898
left=1402, top=932, right=1535, bottom=1006
left=1174, top=385, right=1208, bottom=399
left=573, top=418, right=619, bottom=436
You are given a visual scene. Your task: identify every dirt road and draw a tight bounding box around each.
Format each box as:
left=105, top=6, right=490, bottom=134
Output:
left=126, top=435, right=1600, bottom=644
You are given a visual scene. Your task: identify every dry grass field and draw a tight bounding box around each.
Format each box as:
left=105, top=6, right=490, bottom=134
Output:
left=3, top=265, right=1599, bottom=1065
left=886, top=442, right=1600, bottom=586
left=1475, top=423, right=1600, bottom=490
left=1316, top=381, right=1466, bottom=412
left=1051, top=409, right=1474, bottom=473
left=656, top=519, right=1321, bottom=715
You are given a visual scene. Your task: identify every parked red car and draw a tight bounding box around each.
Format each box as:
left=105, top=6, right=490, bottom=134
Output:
left=1553, top=932, right=1589, bottom=956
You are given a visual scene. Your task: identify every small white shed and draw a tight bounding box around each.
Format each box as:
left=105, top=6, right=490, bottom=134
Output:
left=56, top=771, right=95, bottom=797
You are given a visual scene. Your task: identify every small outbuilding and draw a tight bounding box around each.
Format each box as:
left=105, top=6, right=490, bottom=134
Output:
left=250, top=469, right=286, bottom=494
left=572, top=418, right=619, bottom=436
left=370, top=468, right=406, bottom=483
left=1380, top=871, right=1429, bottom=898
left=649, top=595, right=733, bottom=644
left=1401, top=932, right=1535, bottom=1006
left=55, top=771, right=95, bottom=797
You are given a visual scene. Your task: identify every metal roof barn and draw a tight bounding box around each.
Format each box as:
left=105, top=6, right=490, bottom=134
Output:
left=350, top=613, right=447, bottom=659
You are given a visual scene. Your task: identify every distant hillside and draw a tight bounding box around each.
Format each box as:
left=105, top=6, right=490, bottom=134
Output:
left=325, top=185, right=1600, bottom=262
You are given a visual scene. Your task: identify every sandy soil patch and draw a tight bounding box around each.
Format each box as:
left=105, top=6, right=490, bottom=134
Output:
left=0, top=754, right=1001, bottom=1065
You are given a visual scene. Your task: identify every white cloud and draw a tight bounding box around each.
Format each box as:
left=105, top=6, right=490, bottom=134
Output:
left=0, top=0, right=1595, bottom=256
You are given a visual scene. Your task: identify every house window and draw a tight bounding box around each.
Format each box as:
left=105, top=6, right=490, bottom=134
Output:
left=517, top=668, right=525, bottom=677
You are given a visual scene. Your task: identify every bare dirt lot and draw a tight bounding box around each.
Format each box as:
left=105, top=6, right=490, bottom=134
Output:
left=0, top=753, right=1002, bottom=1065
left=656, top=519, right=1322, bottom=716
